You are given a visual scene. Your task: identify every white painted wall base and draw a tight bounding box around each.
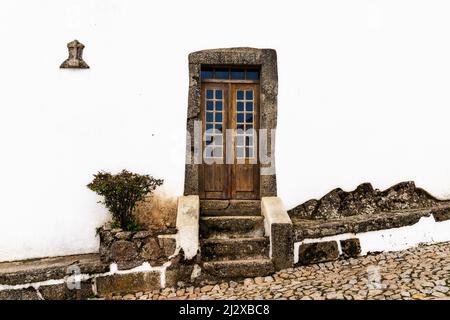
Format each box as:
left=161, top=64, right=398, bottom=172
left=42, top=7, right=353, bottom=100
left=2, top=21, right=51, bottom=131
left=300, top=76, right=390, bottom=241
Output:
left=294, top=216, right=450, bottom=264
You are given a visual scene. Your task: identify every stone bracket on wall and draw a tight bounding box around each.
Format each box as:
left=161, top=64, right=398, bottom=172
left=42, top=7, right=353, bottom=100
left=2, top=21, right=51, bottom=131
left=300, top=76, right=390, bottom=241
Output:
left=175, top=195, right=200, bottom=260
left=261, top=197, right=293, bottom=270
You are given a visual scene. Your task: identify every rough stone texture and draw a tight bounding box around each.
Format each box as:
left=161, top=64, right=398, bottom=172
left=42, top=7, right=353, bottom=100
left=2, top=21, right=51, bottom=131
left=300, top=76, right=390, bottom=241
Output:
left=60, top=40, right=89, bottom=69
left=340, top=238, right=361, bottom=258
left=111, top=242, right=450, bottom=301
left=39, top=281, right=94, bottom=300
left=297, top=241, right=339, bottom=265
left=184, top=48, right=278, bottom=198
left=200, top=200, right=261, bottom=216
left=0, top=253, right=107, bottom=286
left=141, top=239, right=162, bottom=260
left=431, top=207, right=450, bottom=222
left=202, top=259, right=275, bottom=279
left=96, top=271, right=161, bottom=295
left=292, top=204, right=450, bottom=242
left=158, top=237, right=177, bottom=257
left=98, top=227, right=177, bottom=269
left=289, top=181, right=448, bottom=220
left=0, top=288, right=40, bottom=300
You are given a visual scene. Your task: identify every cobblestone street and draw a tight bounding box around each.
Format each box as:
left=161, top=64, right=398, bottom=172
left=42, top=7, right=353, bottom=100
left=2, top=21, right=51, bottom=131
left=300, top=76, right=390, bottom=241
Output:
left=108, top=241, right=450, bottom=300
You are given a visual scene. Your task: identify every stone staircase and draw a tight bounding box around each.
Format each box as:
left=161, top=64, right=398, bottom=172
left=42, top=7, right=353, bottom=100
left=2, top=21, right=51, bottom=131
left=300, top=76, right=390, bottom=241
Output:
left=199, top=200, right=275, bottom=279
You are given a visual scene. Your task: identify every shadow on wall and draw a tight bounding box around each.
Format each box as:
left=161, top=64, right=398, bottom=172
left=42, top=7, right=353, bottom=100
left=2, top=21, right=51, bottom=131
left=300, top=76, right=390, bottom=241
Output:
left=133, top=188, right=177, bottom=230
left=288, top=181, right=450, bottom=221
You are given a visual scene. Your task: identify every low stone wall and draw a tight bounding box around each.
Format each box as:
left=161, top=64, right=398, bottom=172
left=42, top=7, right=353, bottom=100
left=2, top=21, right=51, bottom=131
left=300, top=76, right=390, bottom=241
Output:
left=293, top=206, right=450, bottom=266
left=98, top=226, right=177, bottom=270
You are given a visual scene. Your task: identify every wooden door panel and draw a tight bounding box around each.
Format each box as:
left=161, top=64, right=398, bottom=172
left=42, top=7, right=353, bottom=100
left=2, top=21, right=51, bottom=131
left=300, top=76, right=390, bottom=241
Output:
left=231, top=84, right=260, bottom=200
left=200, top=84, right=230, bottom=199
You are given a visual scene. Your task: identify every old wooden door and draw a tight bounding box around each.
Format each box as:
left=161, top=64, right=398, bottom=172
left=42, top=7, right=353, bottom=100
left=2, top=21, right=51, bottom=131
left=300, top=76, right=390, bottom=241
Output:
left=199, top=67, right=260, bottom=200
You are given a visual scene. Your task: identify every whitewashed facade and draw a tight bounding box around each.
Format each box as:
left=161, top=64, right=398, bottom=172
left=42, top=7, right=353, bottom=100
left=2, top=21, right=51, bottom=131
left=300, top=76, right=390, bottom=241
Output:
left=1, top=0, right=450, bottom=262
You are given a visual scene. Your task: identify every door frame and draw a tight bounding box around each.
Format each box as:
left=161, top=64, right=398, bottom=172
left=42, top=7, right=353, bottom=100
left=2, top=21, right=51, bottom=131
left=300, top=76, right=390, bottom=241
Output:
left=184, top=48, right=278, bottom=199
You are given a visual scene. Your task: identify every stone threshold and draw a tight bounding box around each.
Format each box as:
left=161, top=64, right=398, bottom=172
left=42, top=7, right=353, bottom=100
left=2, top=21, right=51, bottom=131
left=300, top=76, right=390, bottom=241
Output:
left=293, top=204, right=450, bottom=242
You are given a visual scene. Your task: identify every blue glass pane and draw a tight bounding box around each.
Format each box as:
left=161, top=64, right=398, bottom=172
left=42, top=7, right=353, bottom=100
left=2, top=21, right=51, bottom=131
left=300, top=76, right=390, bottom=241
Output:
left=246, top=90, right=253, bottom=100
left=237, top=90, right=244, bottom=100
left=206, top=90, right=214, bottom=99
left=215, top=101, right=222, bottom=110
left=215, top=90, right=223, bottom=99
left=245, top=124, right=253, bottom=131
left=206, top=101, right=214, bottom=110
left=245, top=102, right=253, bottom=111
left=206, top=112, right=214, bottom=122
left=201, top=69, right=213, bottom=80
left=237, top=113, right=244, bottom=123
left=215, top=113, right=222, bottom=122
left=206, top=123, right=213, bottom=130
left=246, top=69, right=259, bottom=80
left=237, top=101, right=244, bottom=111
left=215, top=68, right=229, bottom=79
left=246, top=114, right=253, bottom=123
left=237, top=124, right=245, bottom=131
left=215, top=124, right=222, bottom=132
left=231, top=69, right=245, bottom=80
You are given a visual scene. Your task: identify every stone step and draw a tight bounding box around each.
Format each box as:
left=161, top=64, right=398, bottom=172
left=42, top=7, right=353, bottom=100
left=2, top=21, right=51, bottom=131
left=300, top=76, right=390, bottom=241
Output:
left=200, top=200, right=261, bottom=216
left=202, top=258, right=275, bottom=279
left=201, top=237, right=269, bottom=261
left=200, top=216, right=265, bottom=239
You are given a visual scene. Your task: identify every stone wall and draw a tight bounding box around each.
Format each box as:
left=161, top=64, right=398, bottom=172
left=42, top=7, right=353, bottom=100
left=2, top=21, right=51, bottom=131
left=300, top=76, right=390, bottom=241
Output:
left=289, top=181, right=448, bottom=220
left=98, top=226, right=177, bottom=270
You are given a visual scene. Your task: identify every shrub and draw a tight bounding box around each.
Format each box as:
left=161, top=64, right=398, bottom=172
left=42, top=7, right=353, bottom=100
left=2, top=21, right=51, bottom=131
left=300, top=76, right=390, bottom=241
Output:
left=88, top=170, right=163, bottom=231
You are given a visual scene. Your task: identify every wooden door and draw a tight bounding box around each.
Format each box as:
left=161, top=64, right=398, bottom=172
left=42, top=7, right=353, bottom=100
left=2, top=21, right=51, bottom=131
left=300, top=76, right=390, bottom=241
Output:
left=199, top=77, right=260, bottom=200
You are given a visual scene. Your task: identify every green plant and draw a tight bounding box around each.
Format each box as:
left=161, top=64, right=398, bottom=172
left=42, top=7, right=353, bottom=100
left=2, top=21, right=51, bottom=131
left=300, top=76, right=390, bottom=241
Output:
left=88, top=170, right=163, bottom=231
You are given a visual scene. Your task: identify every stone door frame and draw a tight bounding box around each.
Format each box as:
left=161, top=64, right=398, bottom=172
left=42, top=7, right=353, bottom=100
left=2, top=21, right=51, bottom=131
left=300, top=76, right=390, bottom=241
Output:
left=184, top=47, right=278, bottom=198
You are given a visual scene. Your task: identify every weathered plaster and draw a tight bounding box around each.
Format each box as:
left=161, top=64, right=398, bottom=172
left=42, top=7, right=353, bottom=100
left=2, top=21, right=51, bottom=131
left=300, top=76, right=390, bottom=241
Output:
left=175, top=195, right=200, bottom=260
left=261, top=197, right=293, bottom=270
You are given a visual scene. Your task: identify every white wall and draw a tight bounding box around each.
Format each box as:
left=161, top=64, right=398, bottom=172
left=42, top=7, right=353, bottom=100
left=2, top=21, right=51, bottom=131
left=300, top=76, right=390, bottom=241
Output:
left=1, top=0, right=450, bottom=262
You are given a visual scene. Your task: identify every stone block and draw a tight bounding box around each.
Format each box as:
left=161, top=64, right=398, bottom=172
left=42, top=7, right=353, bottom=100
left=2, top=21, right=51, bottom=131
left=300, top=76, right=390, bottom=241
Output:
left=432, top=207, right=450, bottom=222
left=158, top=236, right=177, bottom=257
left=261, top=197, right=294, bottom=270
left=0, top=288, right=40, bottom=300
left=297, top=241, right=339, bottom=265
left=39, top=281, right=94, bottom=300
left=96, top=271, right=161, bottom=295
left=340, top=238, right=361, bottom=258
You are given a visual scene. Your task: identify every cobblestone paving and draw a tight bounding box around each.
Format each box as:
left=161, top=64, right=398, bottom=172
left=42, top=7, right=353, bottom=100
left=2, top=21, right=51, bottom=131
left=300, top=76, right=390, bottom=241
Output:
left=108, top=242, right=450, bottom=300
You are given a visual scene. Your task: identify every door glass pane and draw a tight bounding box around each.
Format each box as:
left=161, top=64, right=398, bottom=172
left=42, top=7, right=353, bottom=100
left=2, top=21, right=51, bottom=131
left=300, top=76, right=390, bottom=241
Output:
left=231, top=69, right=245, bottom=80
left=204, top=88, right=224, bottom=159
left=201, top=68, right=214, bottom=80
left=215, top=68, right=229, bottom=80
left=235, top=87, right=255, bottom=159
left=246, top=69, right=260, bottom=80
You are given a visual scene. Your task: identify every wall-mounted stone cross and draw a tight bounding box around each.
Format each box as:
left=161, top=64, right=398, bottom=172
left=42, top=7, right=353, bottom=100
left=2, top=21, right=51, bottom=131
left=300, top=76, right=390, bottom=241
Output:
left=60, top=40, right=89, bottom=69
